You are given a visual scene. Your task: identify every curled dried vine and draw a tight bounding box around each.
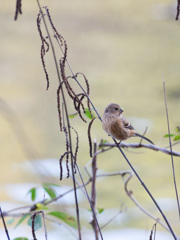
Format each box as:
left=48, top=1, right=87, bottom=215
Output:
left=71, top=72, right=93, bottom=118
left=45, top=7, right=65, bottom=46
left=31, top=211, right=47, bottom=240
left=176, top=0, right=180, bottom=20
left=59, top=126, right=79, bottom=179
left=60, top=60, right=76, bottom=99
left=88, top=118, right=96, bottom=157
left=14, top=0, right=22, bottom=21
left=37, top=13, right=50, bottom=90
left=73, top=94, right=87, bottom=123
left=32, top=214, right=37, bottom=240
left=57, top=81, right=65, bottom=131
left=59, top=46, right=88, bottom=123
left=44, top=7, right=92, bottom=124
left=71, top=127, right=79, bottom=173
left=149, top=222, right=157, bottom=240
left=64, top=126, right=70, bottom=178
left=59, top=151, right=70, bottom=180
left=74, top=72, right=92, bottom=114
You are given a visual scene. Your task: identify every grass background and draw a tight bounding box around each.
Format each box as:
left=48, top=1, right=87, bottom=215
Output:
left=0, top=0, right=180, bottom=237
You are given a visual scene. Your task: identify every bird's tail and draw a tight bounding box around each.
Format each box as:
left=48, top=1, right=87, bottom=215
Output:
left=135, top=133, right=154, bottom=145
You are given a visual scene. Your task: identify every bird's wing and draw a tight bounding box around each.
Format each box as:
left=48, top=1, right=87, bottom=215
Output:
left=121, top=116, right=134, bottom=130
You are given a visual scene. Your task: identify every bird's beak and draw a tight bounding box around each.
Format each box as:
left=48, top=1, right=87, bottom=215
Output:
left=120, top=108, right=124, bottom=113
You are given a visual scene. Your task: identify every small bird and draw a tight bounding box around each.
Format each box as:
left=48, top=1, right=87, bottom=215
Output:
left=102, top=103, right=154, bottom=144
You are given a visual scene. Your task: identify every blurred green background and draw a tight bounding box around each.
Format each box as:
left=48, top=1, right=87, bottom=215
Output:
left=0, top=0, right=180, bottom=239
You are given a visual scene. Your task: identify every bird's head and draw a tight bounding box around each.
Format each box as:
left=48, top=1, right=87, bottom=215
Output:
left=104, top=103, right=124, bottom=117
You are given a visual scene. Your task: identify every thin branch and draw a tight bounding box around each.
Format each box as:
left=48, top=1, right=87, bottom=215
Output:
left=0, top=206, right=10, bottom=240
left=97, top=171, right=132, bottom=178
left=75, top=164, right=104, bottom=240
left=124, top=173, right=180, bottom=240
left=3, top=205, right=32, bottom=215
left=44, top=179, right=91, bottom=206
left=45, top=215, right=78, bottom=239
left=165, top=141, right=180, bottom=149
left=163, top=78, right=180, bottom=219
left=139, top=126, right=148, bottom=145
left=99, top=142, right=180, bottom=157
left=3, top=179, right=91, bottom=217
left=115, top=139, right=177, bottom=240
left=42, top=193, right=48, bottom=240
left=100, top=208, right=123, bottom=230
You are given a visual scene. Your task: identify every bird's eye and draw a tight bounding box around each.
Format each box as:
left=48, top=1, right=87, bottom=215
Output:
left=114, top=108, right=118, bottom=111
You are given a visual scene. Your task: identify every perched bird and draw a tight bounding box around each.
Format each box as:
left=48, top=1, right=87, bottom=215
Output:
left=102, top=103, right=154, bottom=144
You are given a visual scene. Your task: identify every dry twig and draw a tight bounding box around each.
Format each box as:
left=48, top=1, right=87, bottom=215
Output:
left=99, top=142, right=180, bottom=157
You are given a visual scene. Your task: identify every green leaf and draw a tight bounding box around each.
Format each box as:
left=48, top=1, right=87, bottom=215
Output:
left=28, top=214, right=42, bottom=231
left=174, top=135, right=180, bottom=141
left=27, top=187, right=36, bottom=201
left=176, top=126, right=180, bottom=132
left=15, top=215, right=29, bottom=229
left=7, top=218, right=15, bottom=225
left=164, top=134, right=175, bottom=138
left=35, top=203, right=48, bottom=210
left=42, top=183, right=57, bottom=199
left=84, top=108, right=95, bottom=119
left=69, top=109, right=95, bottom=119
left=13, top=238, right=29, bottom=240
left=48, top=211, right=77, bottom=229
left=69, top=113, right=78, bottom=119
left=99, top=140, right=108, bottom=149
left=97, top=208, right=104, bottom=214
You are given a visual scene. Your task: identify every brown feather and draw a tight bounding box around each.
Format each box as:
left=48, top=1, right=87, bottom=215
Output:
left=102, top=103, right=154, bottom=144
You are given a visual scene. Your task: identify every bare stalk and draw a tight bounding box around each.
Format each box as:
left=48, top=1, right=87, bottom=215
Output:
left=31, top=210, right=47, bottom=240
left=90, top=139, right=99, bottom=240
left=0, top=206, right=10, bottom=240
left=163, top=78, right=180, bottom=219
left=115, top=139, right=177, bottom=240
left=75, top=164, right=104, bottom=240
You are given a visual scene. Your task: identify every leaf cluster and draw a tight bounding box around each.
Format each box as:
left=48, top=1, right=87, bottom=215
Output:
left=164, top=126, right=180, bottom=141
left=7, top=183, right=78, bottom=240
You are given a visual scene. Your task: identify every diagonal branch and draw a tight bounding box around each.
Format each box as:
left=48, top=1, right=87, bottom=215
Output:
left=115, top=139, right=177, bottom=240
left=163, top=78, right=180, bottom=219
left=0, top=206, right=10, bottom=240
left=124, top=173, right=180, bottom=240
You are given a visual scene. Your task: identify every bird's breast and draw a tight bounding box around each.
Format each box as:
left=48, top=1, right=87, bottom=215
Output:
left=103, top=115, right=130, bottom=140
